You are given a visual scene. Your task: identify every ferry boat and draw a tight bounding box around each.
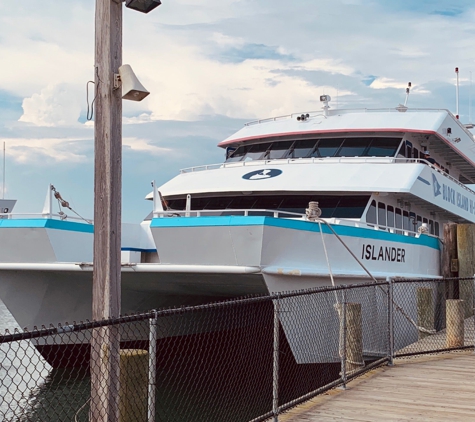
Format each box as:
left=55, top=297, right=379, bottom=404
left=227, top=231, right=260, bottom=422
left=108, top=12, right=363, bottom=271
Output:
left=0, top=95, right=474, bottom=364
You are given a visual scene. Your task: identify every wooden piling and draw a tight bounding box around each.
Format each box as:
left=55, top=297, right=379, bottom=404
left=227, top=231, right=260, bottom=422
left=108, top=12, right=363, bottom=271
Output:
left=417, top=287, right=434, bottom=340
left=346, top=303, right=363, bottom=373
left=456, top=224, right=475, bottom=318
left=338, top=302, right=364, bottom=374
left=446, top=299, right=465, bottom=348
left=442, top=223, right=458, bottom=299
left=119, top=349, right=149, bottom=422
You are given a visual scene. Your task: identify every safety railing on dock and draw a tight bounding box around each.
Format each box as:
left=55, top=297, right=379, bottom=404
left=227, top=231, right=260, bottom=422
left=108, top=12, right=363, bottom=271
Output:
left=0, top=277, right=474, bottom=421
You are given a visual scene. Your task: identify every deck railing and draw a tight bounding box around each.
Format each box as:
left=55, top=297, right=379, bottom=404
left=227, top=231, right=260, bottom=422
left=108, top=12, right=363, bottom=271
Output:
left=152, top=208, right=439, bottom=241
left=243, top=107, right=452, bottom=127
left=0, top=212, right=92, bottom=224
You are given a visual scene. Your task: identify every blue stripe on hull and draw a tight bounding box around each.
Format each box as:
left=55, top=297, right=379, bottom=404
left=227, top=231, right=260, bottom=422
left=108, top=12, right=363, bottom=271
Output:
left=121, top=247, right=157, bottom=253
left=0, top=219, right=94, bottom=233
left=151, top=216, right=440, bottom=250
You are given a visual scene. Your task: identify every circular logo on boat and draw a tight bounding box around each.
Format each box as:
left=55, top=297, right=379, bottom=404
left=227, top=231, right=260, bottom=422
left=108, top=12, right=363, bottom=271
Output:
left=242, top=169, right=283, bottom=180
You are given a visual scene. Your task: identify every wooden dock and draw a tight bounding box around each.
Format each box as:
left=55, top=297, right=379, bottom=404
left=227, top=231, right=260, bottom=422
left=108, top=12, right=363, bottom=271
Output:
left=281, top=351, right=475, bottom=421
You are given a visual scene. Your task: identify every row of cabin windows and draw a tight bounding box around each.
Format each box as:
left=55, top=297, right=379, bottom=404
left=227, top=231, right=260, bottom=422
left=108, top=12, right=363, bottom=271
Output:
left=226, top=137, right=402, bottom=162
left=166, top=195, right=370, bottom=218
left=401, top=141, right=449, bottom=174
left=366, top=200, right=440, bottom=236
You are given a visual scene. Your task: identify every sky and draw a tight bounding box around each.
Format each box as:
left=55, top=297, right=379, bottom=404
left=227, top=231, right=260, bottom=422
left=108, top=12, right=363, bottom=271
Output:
left=1, top=0, right=475, bottom=222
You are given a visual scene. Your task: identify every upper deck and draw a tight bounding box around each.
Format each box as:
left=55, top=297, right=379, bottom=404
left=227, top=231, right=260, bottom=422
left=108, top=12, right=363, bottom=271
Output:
left=219, top=107, right=474, bottom=148
left=216, top=106, right=475, bottom=183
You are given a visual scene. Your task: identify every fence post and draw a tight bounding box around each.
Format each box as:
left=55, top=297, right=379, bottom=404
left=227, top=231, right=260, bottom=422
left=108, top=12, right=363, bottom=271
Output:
left=272, top=295, right=280, bottom=422
left=341, top=290, right=347, bottom=389
left=446, top=299, right=465, bottom=348
left=387, top=277, right=394, bottom=366
left=148, top=311, right=158, bottom=422
left=417, top=287, right=434, bottom=340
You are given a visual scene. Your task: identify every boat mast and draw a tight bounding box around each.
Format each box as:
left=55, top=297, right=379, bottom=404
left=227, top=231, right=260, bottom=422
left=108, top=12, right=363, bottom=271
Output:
left=470, top=71, right=472, bottom=123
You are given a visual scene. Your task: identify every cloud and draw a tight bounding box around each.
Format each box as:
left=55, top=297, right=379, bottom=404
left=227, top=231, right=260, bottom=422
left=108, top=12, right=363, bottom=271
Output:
left=123, top=137, right=173, bottom=156
left=19, top=84, right=82, bottom=127
left=123, top=114, right=153, bottom=125
left=370, top=78, right=408, bottom=90
left=0, top=137, right=90, bottom=164
left=215, top=43, right=296, bottom=63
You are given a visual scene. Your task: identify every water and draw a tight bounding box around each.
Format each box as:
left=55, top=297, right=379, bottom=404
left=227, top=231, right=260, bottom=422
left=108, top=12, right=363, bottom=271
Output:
left=0, top=299, right=341, bottom=421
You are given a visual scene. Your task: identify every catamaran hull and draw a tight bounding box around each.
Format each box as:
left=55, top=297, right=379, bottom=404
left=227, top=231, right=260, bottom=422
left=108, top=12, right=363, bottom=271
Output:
left=0, top=217, right=440, bottom=368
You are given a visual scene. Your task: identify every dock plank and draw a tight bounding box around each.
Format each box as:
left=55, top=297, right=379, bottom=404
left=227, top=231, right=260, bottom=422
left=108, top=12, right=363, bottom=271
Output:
left=281, top=352, right=475, bottom=421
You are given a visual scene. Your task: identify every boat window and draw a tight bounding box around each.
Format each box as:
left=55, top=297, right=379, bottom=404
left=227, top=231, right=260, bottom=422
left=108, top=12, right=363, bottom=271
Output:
left=413, top=147, right=419, bottom=159
left=166, top=194, right=370, bottom=218
left=226, top=145, right=249, bottom=162
left=336, top=138, right=370, bottom=157
left=204, top=197, right=233, bottom=209
left=395, top=208, right=402, bottom=234
left=253, top=196, right=284, bottom=209
left=311, top=139, right=344, bottom=157
left=267, top=141, right=294, bottom=159
left=405, top=141, right=412, bottom=158
left=435, top=222, right=439, bottom=237
left=366, top=200, right=377, bottom=224
left=403, top=211, right=411, bottom=233
left=366, top=137, right=401, bottom=157
left=286, top=139, right=318, bottom=158
left=243, top=142, right=273, bottom=161
left=416, top=215, right=422, bottom=230
left=377, top=202, right=386, bottom=227
left=387, top=205, right=394, bottom=228
left=225, top=136, right=402, bottom=162
left=227, top=196, right=258, bottom=209
left=429, top=219, right=434, bottom=235
left=327, top=196, right=370, bottom=218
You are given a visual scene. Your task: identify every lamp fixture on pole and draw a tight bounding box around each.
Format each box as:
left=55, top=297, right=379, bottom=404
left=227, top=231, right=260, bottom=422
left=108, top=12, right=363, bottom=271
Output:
left=125, top=0, right=161, bottom=13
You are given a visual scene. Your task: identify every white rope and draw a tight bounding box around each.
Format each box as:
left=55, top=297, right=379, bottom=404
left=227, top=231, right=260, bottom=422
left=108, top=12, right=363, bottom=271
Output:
left=314, top=217, right=435, bottom=335
left=318, top=220, right=342, bottom=310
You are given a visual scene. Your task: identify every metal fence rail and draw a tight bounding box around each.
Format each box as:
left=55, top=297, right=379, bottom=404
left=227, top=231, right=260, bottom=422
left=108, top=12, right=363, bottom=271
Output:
left=0, top=278, right=474, bottom=421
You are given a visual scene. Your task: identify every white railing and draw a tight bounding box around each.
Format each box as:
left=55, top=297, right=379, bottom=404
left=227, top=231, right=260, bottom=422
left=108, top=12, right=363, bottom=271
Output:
left=0, top=212, right=92, bottom=224
left=153, top=208, right=305, bottom=220
left=243, top=107, right=451, bottom=127
left=152, top=208, right=437, bottom=240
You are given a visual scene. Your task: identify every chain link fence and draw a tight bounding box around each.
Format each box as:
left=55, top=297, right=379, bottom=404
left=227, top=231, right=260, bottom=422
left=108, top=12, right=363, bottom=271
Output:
left=1, top=277, right=474, bottom=421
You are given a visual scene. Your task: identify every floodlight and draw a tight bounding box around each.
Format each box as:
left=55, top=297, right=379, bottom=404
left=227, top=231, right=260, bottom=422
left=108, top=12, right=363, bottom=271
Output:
left=125, top=0, right=161, bottom=14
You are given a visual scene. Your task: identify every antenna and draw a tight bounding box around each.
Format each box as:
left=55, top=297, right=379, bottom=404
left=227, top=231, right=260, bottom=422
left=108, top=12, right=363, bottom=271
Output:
left=404, top=82, right=412, bottom=106
left=455, top=67, right=460, bottom=119
left=470, top=71, right=472, bottom=123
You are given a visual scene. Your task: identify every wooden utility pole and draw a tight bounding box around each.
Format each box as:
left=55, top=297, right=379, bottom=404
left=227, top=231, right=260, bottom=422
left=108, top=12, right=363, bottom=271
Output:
left=90, top=0, right=122, bottom=421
